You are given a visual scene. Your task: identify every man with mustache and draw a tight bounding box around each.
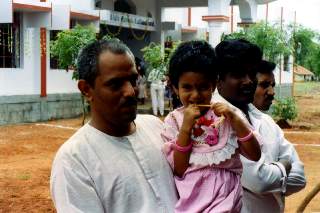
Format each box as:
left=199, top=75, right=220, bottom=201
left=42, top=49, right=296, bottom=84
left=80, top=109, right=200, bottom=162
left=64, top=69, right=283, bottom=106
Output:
left=50, top=39, right=177, bottom=212
left=253, top=60, right=276, bottom=111
left=213, top=39, right=306, bottom=213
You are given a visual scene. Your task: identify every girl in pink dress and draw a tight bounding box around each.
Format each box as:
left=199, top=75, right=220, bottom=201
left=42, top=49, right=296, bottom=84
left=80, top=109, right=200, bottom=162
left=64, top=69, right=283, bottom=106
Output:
left=161, top=40, right=261, bottom=213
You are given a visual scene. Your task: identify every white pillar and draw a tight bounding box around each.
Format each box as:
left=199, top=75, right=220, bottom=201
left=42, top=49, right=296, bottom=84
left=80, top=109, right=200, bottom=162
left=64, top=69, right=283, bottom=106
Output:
left=238, top=0, right=258, bottom=24
left=203, top=0, right=231, bottom=47
left=208, top=22, right=225, bottom=47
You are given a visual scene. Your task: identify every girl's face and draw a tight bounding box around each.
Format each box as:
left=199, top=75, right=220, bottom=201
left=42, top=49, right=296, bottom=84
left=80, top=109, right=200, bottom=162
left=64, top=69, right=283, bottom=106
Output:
left=174, top=71, right=215, bottom=108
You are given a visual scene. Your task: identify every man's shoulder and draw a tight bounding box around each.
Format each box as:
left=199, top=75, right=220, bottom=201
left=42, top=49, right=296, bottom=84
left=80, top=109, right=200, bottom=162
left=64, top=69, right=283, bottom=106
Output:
left=53, top=124, right=92, bottom=161
left=257, top=110, right=277, bottom=126
left=249, top=104, right=276, bottom=124
left=136, top=114, right=163, bottom=127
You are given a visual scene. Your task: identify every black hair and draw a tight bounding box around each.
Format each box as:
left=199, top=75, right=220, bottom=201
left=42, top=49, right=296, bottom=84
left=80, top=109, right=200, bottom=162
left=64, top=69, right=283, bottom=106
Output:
left=77, top=38, right=134, bottom=87
left=135, top=56, right=146, bottom=76
left=168, top=40, right=217, bottom=88
left=257, top=60, right=276, bottom=74
left=215, top=39, right=263, bottom=80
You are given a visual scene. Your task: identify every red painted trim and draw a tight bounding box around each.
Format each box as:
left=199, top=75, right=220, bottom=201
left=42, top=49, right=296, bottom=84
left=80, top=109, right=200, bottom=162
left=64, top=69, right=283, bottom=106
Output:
left=70, top=11, right=99, bottom=21
left=40, top=28, right=47, bottom=97
left=13, top=3, right=51, bottom=12
left=188, top=7, right=191, bottom=26
left=237, top=22, right=255, bottom=28
left=231, top=6, right=234, bottom=33
left=202, top=15, right=229, bottom=22
left=182, top=27, right=197, bottom=33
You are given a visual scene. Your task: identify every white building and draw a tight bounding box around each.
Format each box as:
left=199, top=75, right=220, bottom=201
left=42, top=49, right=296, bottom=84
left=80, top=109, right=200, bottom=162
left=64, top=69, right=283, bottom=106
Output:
left=0, top=0, right=276, bottom=124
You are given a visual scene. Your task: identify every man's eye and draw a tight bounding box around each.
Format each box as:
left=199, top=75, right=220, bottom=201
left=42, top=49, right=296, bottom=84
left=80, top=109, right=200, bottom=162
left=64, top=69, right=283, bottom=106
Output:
left=130, top=77, right=138, bottom=87
left=259, top=82, right=269, bottom=89
left=181, top=85, right=192, bottom=90
left=130, top=79, right=137, bottom=87
left=109, top=81, right=122, bottom=90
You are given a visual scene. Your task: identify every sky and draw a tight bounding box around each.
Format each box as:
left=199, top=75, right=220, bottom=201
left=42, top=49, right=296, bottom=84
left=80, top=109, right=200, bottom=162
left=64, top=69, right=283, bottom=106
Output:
left=163, top=0, right=320, bottom=32
left=258, top=0, right=320, bottom=32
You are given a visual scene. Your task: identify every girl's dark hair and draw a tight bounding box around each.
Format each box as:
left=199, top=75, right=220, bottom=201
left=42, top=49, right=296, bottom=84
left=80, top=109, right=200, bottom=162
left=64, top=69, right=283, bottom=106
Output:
left=168, top=40, right=217, bottom=88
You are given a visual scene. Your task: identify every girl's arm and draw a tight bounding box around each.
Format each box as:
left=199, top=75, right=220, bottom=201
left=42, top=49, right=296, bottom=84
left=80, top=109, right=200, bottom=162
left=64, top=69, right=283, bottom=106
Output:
left=173, top=105, right=200, bottom=177
left=211, top=103, right=261, bottom=161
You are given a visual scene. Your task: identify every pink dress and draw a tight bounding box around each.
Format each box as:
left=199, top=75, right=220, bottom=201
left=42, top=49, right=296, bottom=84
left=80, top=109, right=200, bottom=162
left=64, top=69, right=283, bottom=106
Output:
left=161, top=107, right=243, bottom=213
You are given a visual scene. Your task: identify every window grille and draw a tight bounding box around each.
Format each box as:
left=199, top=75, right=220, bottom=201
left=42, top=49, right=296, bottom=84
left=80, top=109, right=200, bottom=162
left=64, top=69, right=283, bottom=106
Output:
left=0, top=12, right=21, bottom=68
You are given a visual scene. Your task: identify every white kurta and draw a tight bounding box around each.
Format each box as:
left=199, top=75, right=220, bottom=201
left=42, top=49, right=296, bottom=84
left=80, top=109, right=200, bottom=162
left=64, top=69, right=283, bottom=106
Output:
left=50, top=115, right=178, bottom=213
left=212, top=92, right=306, bottom=213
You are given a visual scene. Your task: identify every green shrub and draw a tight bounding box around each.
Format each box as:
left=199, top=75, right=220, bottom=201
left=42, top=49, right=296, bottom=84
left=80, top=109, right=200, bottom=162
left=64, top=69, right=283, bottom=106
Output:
left=50, top=24, right=97, bottom=80
left=271, top=97, right=298, bottom=121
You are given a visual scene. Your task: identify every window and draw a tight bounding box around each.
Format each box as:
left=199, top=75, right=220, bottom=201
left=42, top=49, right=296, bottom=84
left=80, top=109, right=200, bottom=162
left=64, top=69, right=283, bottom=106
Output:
left=283, top=55, right=290, bottom=71
left=0, top=12, right=21, bottom=68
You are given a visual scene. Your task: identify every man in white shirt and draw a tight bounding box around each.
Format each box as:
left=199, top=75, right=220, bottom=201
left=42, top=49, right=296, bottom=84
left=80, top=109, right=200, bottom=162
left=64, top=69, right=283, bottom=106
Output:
left=147, top=67, right=166, bottom=116
left=213, top=39, right=306, bottom=213
left=253, top=60, right=276, bottom=111
left=50, top=39, right=177, bottom=213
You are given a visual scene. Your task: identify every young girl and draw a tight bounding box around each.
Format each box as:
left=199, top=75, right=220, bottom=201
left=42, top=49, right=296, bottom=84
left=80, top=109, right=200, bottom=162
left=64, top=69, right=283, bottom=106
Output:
left=161, top=40, right=261, bottom=213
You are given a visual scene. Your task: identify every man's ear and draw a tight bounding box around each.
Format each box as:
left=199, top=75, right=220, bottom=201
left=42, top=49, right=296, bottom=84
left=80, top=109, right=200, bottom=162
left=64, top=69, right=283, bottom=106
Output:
left=78, top=80, right=93, bottom=102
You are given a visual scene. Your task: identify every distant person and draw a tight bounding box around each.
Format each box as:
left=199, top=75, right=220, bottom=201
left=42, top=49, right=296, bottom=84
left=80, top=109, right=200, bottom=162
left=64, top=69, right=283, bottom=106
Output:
left=148, top=66, right=166, bottom=116
left=135, top=57, right=147, bottom=104
left=214, top=39, right=306, bottom=213
left=253, top=60, right=276, bottom=111
left=161, top=40, right=261, bottom=212
left=50, top=39, right=177, bottom=212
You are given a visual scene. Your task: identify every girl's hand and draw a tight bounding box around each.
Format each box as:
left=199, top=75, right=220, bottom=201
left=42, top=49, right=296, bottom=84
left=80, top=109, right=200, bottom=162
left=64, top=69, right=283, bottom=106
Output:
left=211, top=103, right=237, bottom=121
left=181, top=104, right=201, bottom=132
left=212, top=103, right=261, bottom=161
left=211, top=103, right=244, bottom=130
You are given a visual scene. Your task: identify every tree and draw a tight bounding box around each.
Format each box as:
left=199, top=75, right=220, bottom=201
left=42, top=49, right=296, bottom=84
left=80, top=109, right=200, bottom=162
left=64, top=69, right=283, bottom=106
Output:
left=141, top=41, right=180, bottom=75
left=141, top=43, right=164, bottom=73
left=50, top=24, right=97, bottom=80
left=289, top=24, right=320, bottom=77
left=308, top=44, right=320, bottom=77
left=223, top=21, right=292, bottom=64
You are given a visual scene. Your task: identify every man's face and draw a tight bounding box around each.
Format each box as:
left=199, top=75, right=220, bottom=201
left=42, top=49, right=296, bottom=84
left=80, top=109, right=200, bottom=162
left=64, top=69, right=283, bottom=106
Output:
left=217, top=67, right=257, bottom=107
left=83, top=51, right=138, bottom=127
left=253, top=72, right=275, bottom=111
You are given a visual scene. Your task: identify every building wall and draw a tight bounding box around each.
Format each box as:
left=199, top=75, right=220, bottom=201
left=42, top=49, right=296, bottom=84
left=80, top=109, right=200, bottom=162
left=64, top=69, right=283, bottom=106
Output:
left=48, top=0, right=95, bottom=11
left=0, top=26, right=40, bottom=96
left=275, top=84, right=292, bottom=100
left=47, top=69, right=79, bottom=94
left=0, top=14, right=79, bottom=96
left=0, top=94, right=82, bottom=125
left=0, top=4, right=82, bottom=124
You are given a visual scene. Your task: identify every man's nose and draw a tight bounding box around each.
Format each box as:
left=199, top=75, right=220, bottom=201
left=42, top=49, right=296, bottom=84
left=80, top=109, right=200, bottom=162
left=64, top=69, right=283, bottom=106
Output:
left=123, top=81, right=136, bottom=97
left=267, top=86, right=275, bottom=96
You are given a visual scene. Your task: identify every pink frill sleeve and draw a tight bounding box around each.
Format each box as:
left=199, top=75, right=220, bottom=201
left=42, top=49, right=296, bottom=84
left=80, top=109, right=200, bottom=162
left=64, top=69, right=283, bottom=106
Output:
left=160, top=111, right=181, bottom=170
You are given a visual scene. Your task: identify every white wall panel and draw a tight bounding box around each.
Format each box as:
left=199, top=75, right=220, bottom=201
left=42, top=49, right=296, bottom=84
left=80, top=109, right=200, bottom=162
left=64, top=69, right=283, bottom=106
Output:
left=51, top=4, right=70, bottom=30
left=0, top=0, right=13, bottom=23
